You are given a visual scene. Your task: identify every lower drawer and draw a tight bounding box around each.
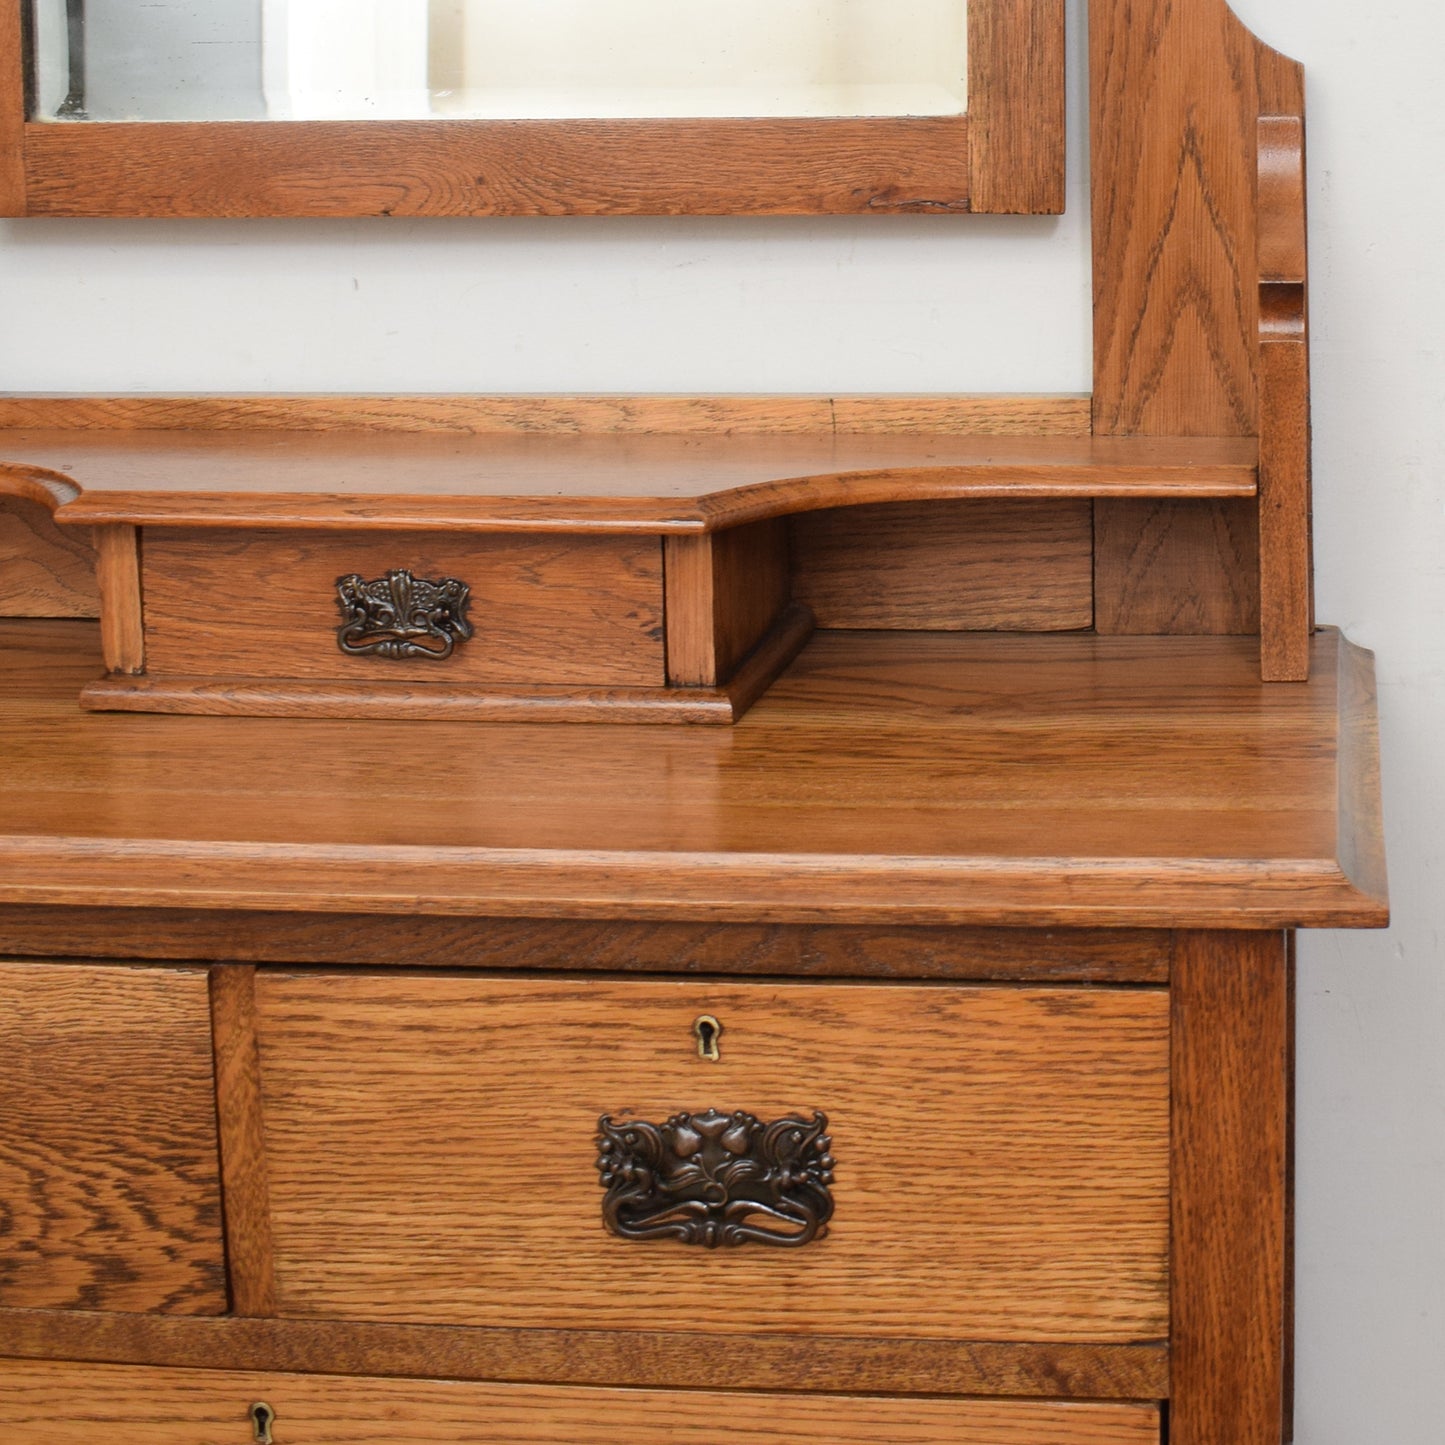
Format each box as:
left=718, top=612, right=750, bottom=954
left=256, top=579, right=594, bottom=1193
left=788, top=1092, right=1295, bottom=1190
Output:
left=0, top=1360, right=1161, bottom=1444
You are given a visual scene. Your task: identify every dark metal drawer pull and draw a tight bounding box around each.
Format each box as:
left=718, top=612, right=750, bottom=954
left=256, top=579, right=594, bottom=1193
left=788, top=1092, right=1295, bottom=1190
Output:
left=596, top=1109, right=834, bottom=1248
left=335, top=569, right=473, bottom=660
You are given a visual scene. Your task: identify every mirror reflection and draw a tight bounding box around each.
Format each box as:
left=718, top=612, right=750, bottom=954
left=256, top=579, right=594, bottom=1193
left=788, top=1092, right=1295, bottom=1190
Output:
left=29, top=0, right=969, bottom=123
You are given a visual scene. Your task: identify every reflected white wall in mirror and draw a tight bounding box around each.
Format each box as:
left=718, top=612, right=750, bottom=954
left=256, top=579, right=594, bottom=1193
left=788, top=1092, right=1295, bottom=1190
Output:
left=30, top=0, right=967, bottom=122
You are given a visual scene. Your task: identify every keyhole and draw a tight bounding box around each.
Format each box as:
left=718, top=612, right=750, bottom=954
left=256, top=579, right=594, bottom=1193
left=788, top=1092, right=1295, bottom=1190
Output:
left=249, top=1402, right=276, bottom=1444
left=693, top=1014, right=722, bottom=1062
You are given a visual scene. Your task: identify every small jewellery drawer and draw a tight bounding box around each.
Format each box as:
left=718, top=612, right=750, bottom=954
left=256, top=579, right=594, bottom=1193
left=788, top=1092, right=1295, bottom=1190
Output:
left=139, top=526, right=666, bottom=688
left=0, top=1360, right=1163, bottom=1443
left=252, top=974, right=1171, bottom=1342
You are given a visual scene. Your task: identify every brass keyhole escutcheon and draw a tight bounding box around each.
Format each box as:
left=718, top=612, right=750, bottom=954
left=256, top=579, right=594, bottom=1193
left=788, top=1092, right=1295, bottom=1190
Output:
left=693, top=1014, right=723, bottom=1062
left=249, top=1402, right=276, bottom=1444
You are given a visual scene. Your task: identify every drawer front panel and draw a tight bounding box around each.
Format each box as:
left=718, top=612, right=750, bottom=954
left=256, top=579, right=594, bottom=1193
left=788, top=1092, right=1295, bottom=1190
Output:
left=0, top=962, right=226, bottom=1314
left=256, top=975, right=1170, bottom=1342
left=0, top=1359, right=1162, bottom=1443
left=141, top=528, right=666, bottom=686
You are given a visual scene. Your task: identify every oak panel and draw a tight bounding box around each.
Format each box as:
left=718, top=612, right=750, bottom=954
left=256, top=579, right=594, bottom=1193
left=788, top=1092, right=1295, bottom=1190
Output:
left=257, top=974, right=1170, bottom=1343
left=0, top=497, right=97, bottom=617
left=969, top=0, right=1066, bottom=213
left=0, top=910, right=1172, bottom=984
left=0, top=0, right=22, bottom=215
left=22, top=116, right=973, bottom=218
left=0, top=394, right=1093, bottom=437
left=0, top=430, right=1258, bottom=534
left=0, top=1309, right=1168, bottom=1399
left=140, top=527, right=665, bottom=687
left=1171, top=931, right=1289, bottom=1445
left=792, top=499, right=1092, bottom=630
left=0, top=621, right=1387, bottom=928
left=0, top=961, right=226, bottom=1314
left=0, top=1359, right=1161, bottom=1444
left=1094, top=498, right=1260, bottom=635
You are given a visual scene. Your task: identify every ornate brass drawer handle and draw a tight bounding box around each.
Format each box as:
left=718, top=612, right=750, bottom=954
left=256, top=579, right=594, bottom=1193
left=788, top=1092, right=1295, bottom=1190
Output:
left=335, top=569, right=473, bottom=660
left=596, top=1109, right=834, bottom=1248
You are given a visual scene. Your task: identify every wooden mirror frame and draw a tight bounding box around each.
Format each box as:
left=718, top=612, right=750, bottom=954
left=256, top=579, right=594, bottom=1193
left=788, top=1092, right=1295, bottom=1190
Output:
left=0, top=0, right=1061, bottom=218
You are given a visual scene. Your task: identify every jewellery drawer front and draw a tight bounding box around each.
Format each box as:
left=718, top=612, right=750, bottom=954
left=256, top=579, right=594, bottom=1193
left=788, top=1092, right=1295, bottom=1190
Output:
left=140, top=527, right=666, bottom=687
left=0, top=960, right=227, bottom=1314
left=252, top=973, right=1170, bottom=1342
left=0, top=1359, right=1162, bottom=1444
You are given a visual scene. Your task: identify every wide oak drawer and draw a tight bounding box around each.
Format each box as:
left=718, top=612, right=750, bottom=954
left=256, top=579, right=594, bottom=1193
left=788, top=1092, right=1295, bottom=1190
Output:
left=0, top=1359, right=1162, bottom=1443
left=253, top=974, right=1170, bottom=1342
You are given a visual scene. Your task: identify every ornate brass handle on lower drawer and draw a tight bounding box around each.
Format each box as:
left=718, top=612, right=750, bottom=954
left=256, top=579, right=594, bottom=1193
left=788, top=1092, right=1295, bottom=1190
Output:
left=595, top=1109, right=834, bottom=1248
left=335, top=569, right=473, bottom=660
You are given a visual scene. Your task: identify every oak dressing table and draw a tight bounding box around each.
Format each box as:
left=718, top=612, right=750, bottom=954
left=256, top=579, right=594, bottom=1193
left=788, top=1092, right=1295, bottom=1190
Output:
left=0, top=2, right=1387, bottom=1442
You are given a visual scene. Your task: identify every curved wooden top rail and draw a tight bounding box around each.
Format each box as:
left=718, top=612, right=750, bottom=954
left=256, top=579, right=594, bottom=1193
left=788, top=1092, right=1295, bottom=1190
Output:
left=0, top=430, right=1258, bottom=534
left=0, top=620, right=1386, bottom=929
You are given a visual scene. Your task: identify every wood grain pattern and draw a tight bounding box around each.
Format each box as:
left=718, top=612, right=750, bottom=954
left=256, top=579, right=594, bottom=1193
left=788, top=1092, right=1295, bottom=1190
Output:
left=1094, top=498, right=1259, bottom=635
left=0, top=961, right=227, bottom=1314
left=209, top=966, right=277, bottom=1318
left=1171, top=931, right=1290, bottom=1445
left=664, top=521, right=790, bottom=686
left=0, top=620, right=1388, bottom=928
left=1257, top=117, right=1313, bottom=681
left=22, top=116, right=974, bottom=218
left=0, top=0, right=23, bottom=216
left=0, top=1309, right=1169, bottom=1400
left=1092, top=0, right=1264, bottom=437
left=94, top=523, right=143, bottom=674
left=82, top=603, right=812, bottom=725
left=256, top=974, right=1170, bottom=1342
left=1090, top=0, right=1308, bottom=643
left=140, top=527, right=665, bottom=687
left=0, top=497, right=98, bottom=617
left=6, top=430, right=1260, bottom=534
left=0, top=393, right=1093, bottom=437
left=969, top=0, right=1066, bottom=213
left=0, top=1359, right=1161, bottom=1444
left=792, top=499, right=1092, bottom=630
left=0, top=909, right=1173, bottom=985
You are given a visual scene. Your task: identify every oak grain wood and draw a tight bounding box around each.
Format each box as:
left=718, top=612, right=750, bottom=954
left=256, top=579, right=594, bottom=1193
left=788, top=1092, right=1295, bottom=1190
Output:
left=1091, top=0, right=1307, bottom=640
left=792, top=499, right=1092, bottom=630
left=256, top=974, right=1170, bottom=1342
left=0, top=393, right=1093, bottom=437
left=140, top=527, right=665, bottom=687
left=94, top=523, right=143, bottom=674
left=1094, top=498, right=1260, bottom=635
left=664, top=521, right=790, bottom=686
left=209, top=966, right=277, bottom=1318
left=80, top=603, right=812, bottom=725
left=1257, top=117, right=1313, bottom=681
left=1171, top=931, right=1290, bottom=1445
left=969, top=0, right=1066, bottom=213
left=0, top=0, right=23, bottom=215
left=2, top=430, right=1262, bottom=534
left=0, top=619, right=1388, bottom=927
left=0, top=961, right=227, bottom=1314
left=0, top=909, right=1173, bottom=984
left=0, top=497, right=98, bottom=617
left=0, top=1310, right=1170, bottom=1400
left=0, top=1359, right=1161, bottom=1444
left=22, top=116, right=975, bottom=218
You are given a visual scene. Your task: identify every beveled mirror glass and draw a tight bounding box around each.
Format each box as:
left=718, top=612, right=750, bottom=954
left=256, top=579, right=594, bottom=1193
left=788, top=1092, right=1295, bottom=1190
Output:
left=30, top=0, right=968, bottom=123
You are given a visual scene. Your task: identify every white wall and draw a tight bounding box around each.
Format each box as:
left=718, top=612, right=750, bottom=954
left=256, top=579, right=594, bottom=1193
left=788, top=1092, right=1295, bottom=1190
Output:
left=1, top=3, right=1440, bottom=1440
